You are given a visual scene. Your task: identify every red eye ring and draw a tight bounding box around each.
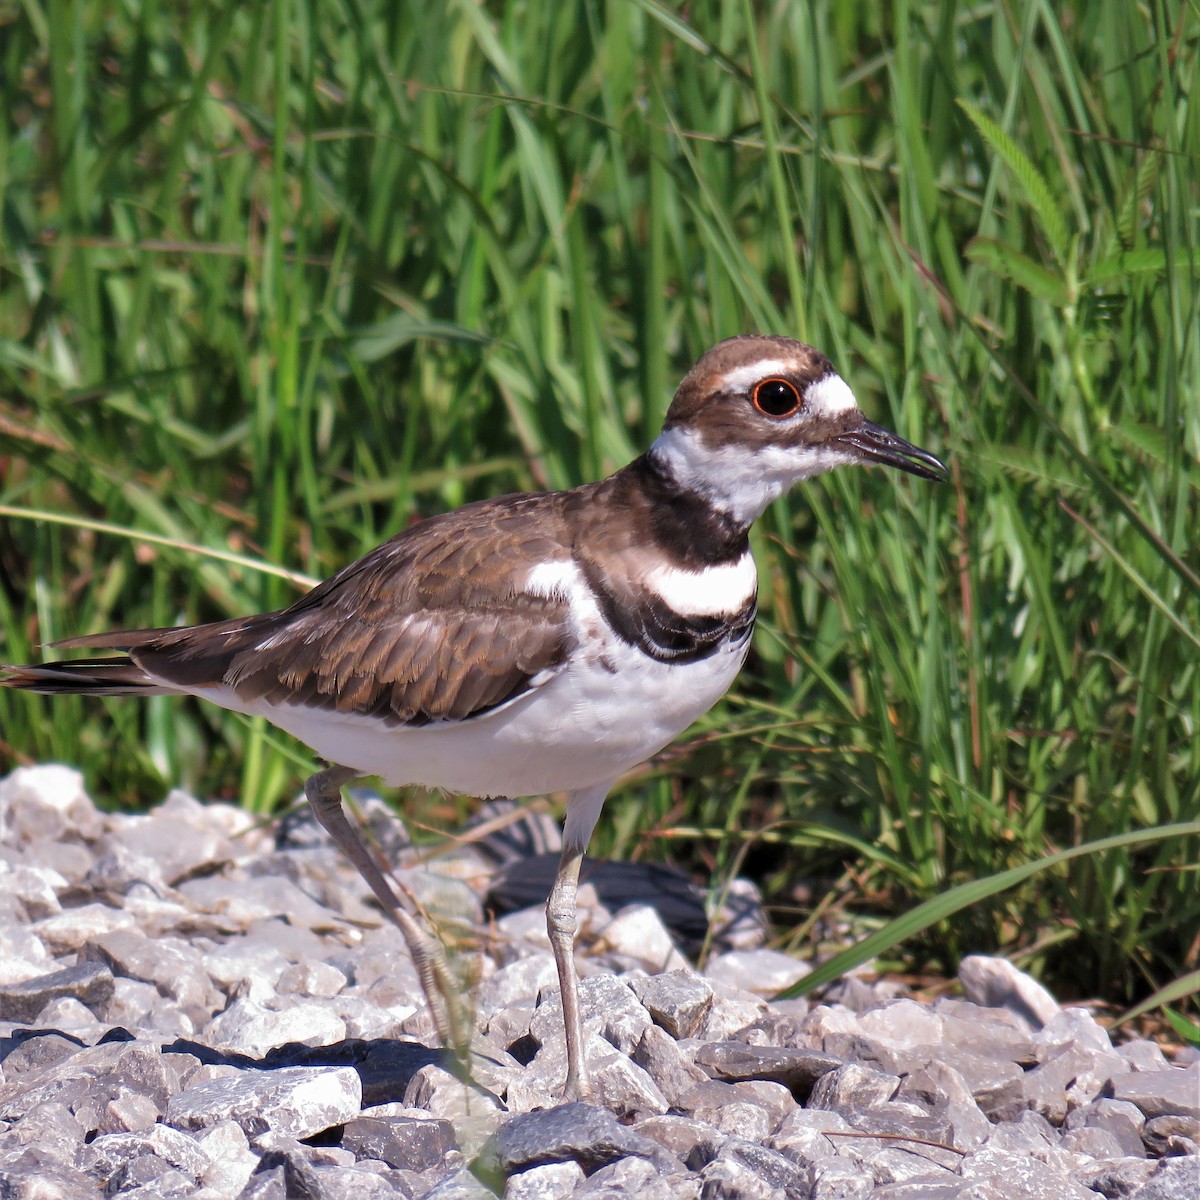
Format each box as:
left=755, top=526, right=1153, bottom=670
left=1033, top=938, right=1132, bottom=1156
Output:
left=752, top=377, right=802, bottom=418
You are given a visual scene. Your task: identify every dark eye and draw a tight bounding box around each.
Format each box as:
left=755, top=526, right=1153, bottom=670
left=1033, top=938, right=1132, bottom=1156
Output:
left=752, top=377, right=802, bottom=418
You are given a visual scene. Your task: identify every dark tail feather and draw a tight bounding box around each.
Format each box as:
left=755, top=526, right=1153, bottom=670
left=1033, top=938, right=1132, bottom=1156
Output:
left=0, top=656, right=173, bottom=696
left=50, top=626, right=187, bottom=652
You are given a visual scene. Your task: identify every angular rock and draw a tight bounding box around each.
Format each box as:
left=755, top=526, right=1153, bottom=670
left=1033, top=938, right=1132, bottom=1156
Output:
left=1064, top=1096, right=1146, bottom=1158
left=0, top=961, right=114, bottom=1022
left=632, top=1024, right=709, bottom=1106
left=342, top=1114, right=457, bottom=1171
left=768, top=1106, right=855, bottom=1168
left=529, top=974, right=652, bottom=1055
left=1021, top=1043, right=1114, bottom=1124
left=587, top=1047, right=670, bottom=1118
left=237, top=1165, right=289, bottom=1199
left=194, top=1119, right=261, bottom=1195
left=809, top=1158, right=875, bottom=1199
left=101, top=789, right=240, bottom=886
left=203, top=941, right=292, bottom=998
left=0, top=862, right=66, bottom=919
left=935, top=998, right=1038, bottom=1064
left=0, top=765, right=102, bottom=843
left=86, top=1123, right=210, bottom=1187
left=1117, top=1039, right=1170, bottom=1073
left=808, top=1062, right=900, bottom=1113
left=853, top=998, right=945, bottom=1067
left=165, top=1065, right=362, bottom=1139
left=694, top=1041, right=842, bottom=1097
left=403, top=1063, right=504, bottom=1155
left=478, top=1102, right=667, bottom=1177
left=78, top=927, right=219, bottom=1021
left=894, top=1060, right=992, bottom=1150
left=1125, top=1156, right=1200, bottom=1200
left=112, top=1160, right=196, bottom=1197
left=959, top=956, right=1060, bottom=1030
left=690, top=1092, right=773, bottom=1142
left=34, top=994, right=107, bottom=1037
left=203, top=995, right=347, bottom=1057
left=962, top=1158, right=1077, bottom=1200
left=256, top=1037, right=441, bottom=1108
left=504, top=1159, right=586, bottom=1200
left=940, top=1047, right=1028, bottom=1119
left=274, top=960, right=348, bottom=999
left=1141, top=1114, right=1199, bottom=1156
left=592, top=904, right=690, bottom=973
left=426, top=1167, right=501, bottom=1200
left=98, top=1089, right=161, bottom=1134
left=478, top=955, right=560, bottom=1017
left=696, top=982, right=768, bottom=1041
left=31, top=903, right=137, bottom=955
left=1, top=769, right=1195, bottom=1200
left=0, top=1097, right=86, bottom=1171
left=0, top=1030, right=88, bottom=1082
left=175, top=873, right=345, bottom=933
left=1071, top=1155, right=1157, bottom=1197
left=582, top=1154, right=686, bottom=1196
left=720, top=1009, right=802, bottom=1050
left=1036, top=1006, right=1114, bottom=1054
left=255, top=1135, right=406, bottom=1200
left=704, top=948, right=810, bottom=997
left=635, top=1114, right=727, bottom=1168
left=1109, top=1065, right=1200, bottom=1121
left=699, top=1151, right=792, bottom=1200
left=629, top=970, right=714, bottom=1039
left=0, top=925, right=53, bottom=987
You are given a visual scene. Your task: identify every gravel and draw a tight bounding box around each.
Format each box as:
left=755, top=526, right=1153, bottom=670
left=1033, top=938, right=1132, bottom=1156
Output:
left=0, top=764, right=1196, bottom=1199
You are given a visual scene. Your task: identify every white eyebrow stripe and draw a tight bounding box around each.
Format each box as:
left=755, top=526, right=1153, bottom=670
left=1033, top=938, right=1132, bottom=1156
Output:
left=805, top=373, right=857, bottom=416
left=715, top=360, right=797, bottom=392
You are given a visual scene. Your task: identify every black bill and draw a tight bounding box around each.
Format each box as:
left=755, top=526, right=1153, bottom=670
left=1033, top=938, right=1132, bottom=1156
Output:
left=836, top=419, right=948, bottom=482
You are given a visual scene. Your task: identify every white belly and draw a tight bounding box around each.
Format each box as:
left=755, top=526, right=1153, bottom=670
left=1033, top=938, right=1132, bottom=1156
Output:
left=193, top=632, right=748, bottom=798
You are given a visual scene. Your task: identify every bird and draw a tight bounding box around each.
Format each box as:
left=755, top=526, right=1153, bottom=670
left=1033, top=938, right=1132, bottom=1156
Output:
left=2, top=334, right=946, bottom=1100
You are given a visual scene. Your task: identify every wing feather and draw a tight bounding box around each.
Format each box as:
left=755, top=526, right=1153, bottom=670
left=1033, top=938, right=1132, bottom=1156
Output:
left=129, top=495, right=578, bottom=725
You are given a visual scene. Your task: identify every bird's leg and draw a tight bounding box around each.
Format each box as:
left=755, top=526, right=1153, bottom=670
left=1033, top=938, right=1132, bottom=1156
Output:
left=304, top=765, right=469, bottom=1060
left=546, top=844, right=587, bottom=1100
left=547, top=782, right=612, bottom=1101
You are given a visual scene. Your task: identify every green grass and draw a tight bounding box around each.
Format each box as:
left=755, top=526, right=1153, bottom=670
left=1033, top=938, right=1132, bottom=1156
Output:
left=1, top=0, right=1197, bottom=1014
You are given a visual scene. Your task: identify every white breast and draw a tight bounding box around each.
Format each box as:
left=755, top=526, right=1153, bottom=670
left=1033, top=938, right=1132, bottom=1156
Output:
left=643, top=553, right=756, bottom=615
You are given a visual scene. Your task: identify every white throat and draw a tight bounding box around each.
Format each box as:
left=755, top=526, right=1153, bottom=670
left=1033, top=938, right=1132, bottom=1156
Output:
left=648, top=424, right=856, bottom=527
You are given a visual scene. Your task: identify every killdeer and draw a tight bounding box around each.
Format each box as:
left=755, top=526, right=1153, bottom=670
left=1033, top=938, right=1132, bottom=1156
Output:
left=2, top=335, right=945, bottom=1099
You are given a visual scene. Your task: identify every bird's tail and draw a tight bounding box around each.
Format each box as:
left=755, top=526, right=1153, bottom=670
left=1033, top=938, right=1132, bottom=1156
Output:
left=1, top=628, right=187, bottom=696
left=0, top=655, right=172, bottom=696
left=3, top=617, right=277, bottom=700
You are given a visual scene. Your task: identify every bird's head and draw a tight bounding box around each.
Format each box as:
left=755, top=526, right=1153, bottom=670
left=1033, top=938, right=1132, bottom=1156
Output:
left=650, top=335, right=946, bottom=526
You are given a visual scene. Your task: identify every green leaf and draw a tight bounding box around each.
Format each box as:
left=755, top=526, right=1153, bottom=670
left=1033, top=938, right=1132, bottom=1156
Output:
left=1088, top=248, right=1200, bottom=286
left=780, top=822, right=1200, bottom=998
left=1059, top=500, right=1200, bottom=653
left=350, top=316, right=492, bottom=364
left=1164, top=1009, right=1200, bottom=1046
left=966, top=237, right=1070, bottom=305
left=1116, top=153, right=1161, bottom=249
left=1110, top=420, right=1171, bottom=469
left=959, top=99, right=1070, bottom=266
left=1117, top=970, right=1200, bottom=1029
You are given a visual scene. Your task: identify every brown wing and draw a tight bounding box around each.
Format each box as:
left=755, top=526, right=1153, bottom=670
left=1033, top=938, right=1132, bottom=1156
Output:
left=50, top=494, right=578, bottom=726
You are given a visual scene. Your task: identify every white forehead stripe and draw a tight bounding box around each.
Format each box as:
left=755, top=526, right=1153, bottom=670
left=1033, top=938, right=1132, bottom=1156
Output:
left=715, top=360, right=797, bottom=392
left=645, top=554, right=757, bottom=616
left=805, top=372, right=857, bottom=416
